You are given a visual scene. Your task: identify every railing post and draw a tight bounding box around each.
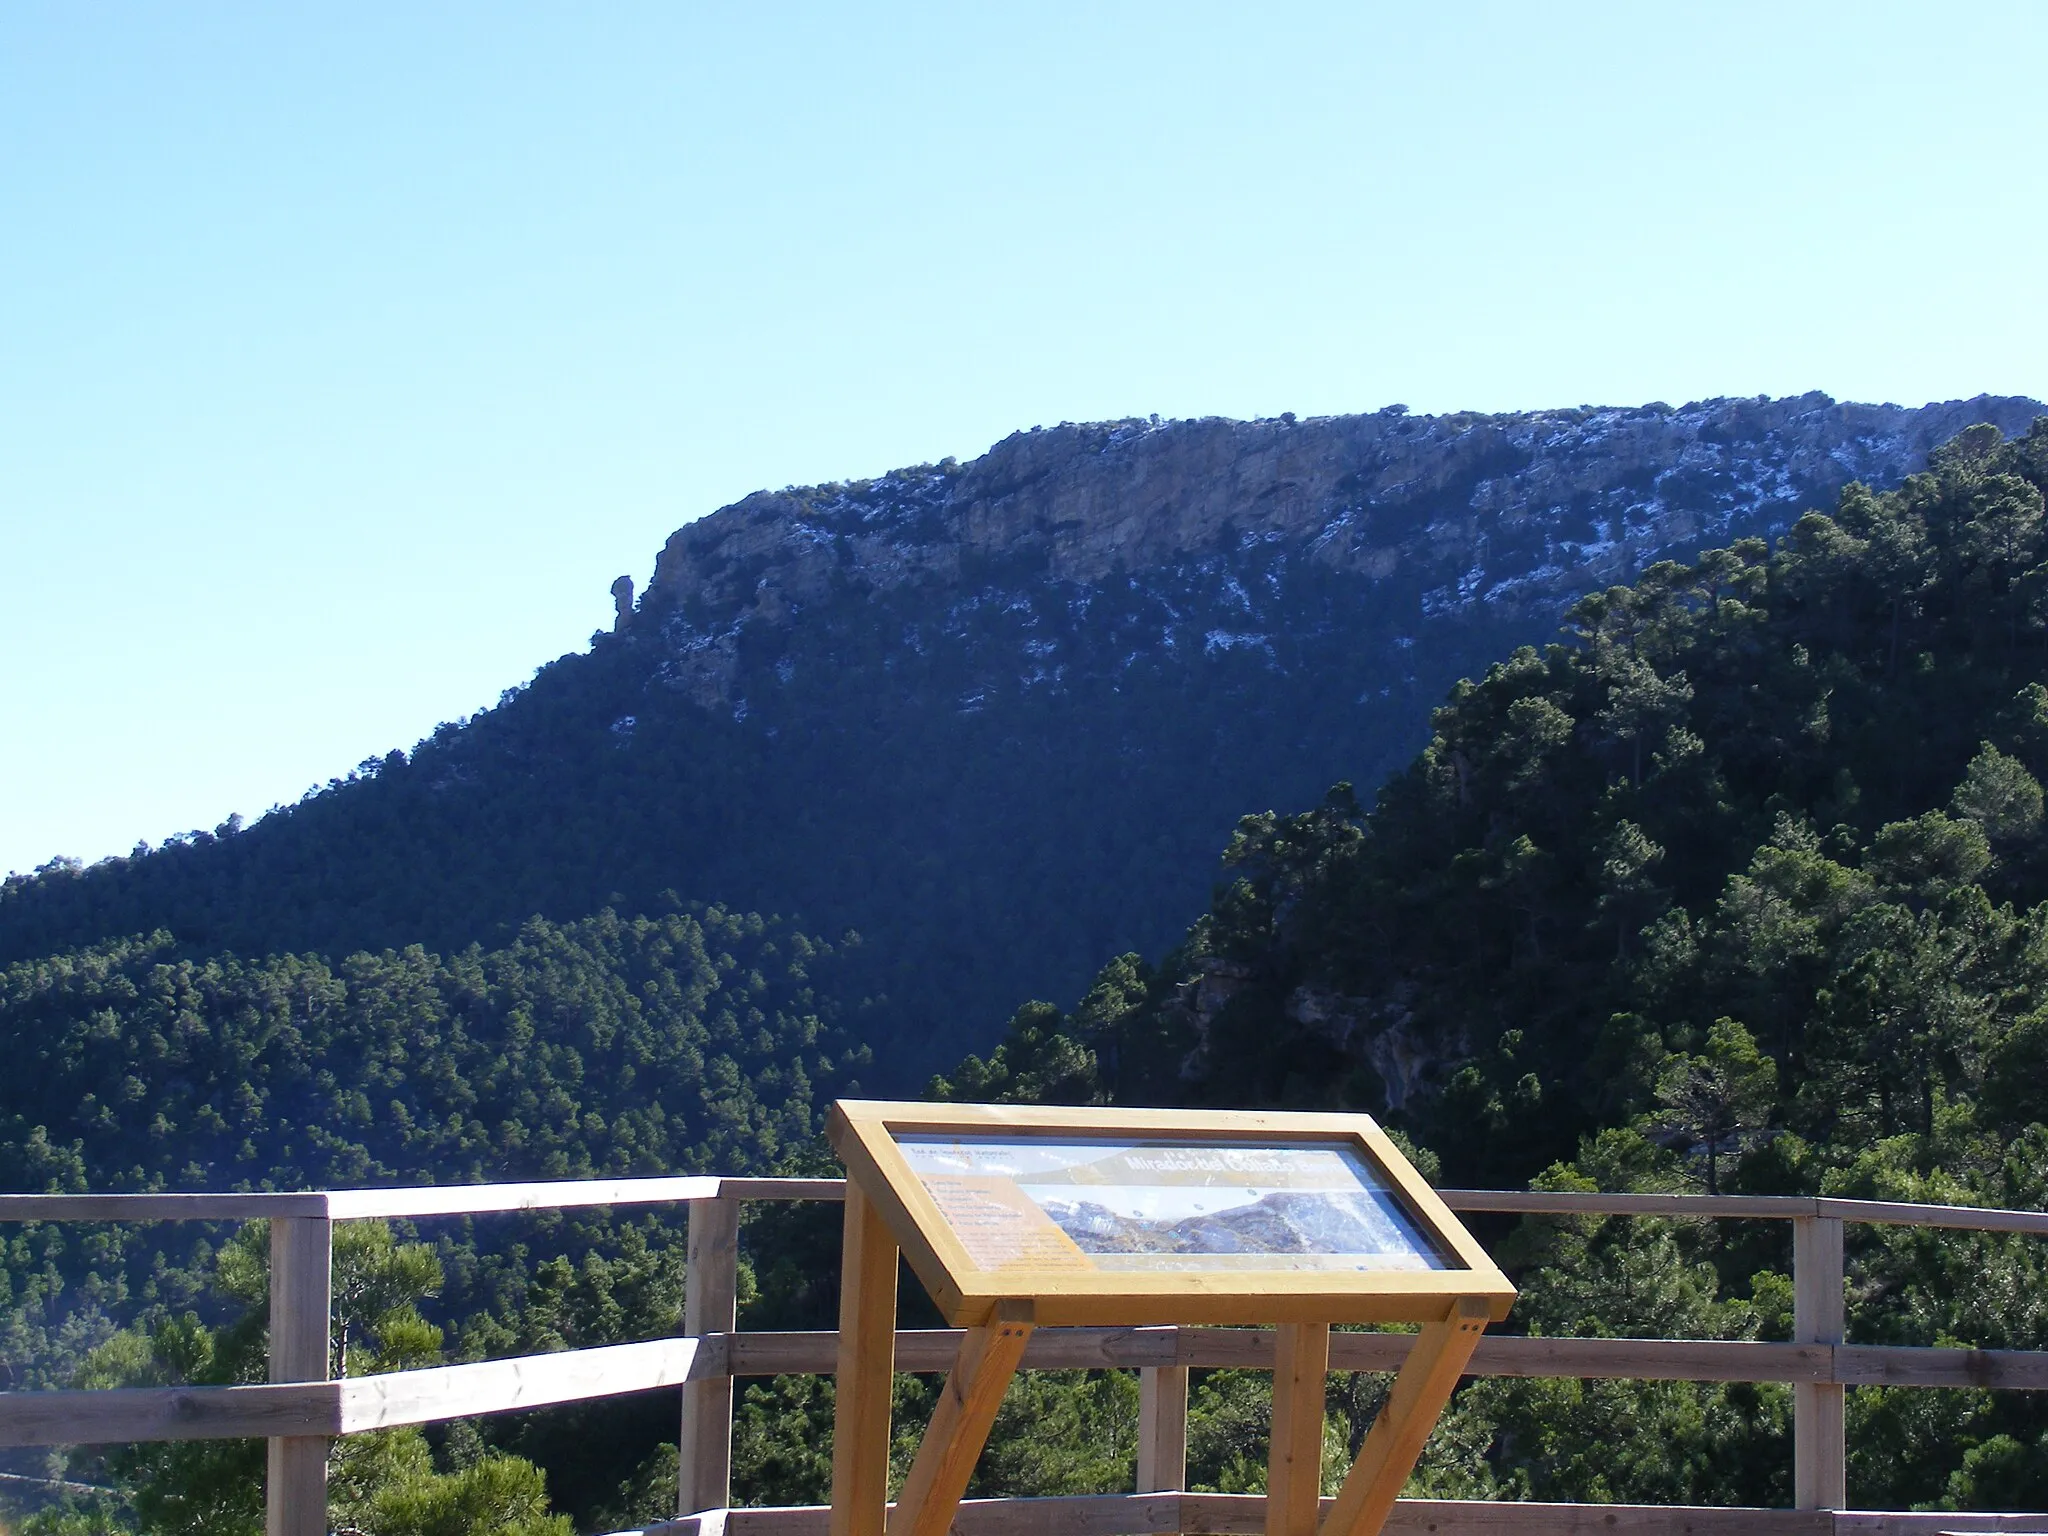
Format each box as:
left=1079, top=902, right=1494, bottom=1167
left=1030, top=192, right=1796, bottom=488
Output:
left=1793, top=1214, right=1846, bottom=1511
left=680, top=1194, right=740, bottom=1515
left=267, top=1214, right=332, bottom=1536
left=1136, top=1364, right=1188, bottom=1492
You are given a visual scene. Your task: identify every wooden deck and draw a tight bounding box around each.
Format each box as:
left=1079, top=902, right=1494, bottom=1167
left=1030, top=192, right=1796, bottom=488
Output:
left=633, top=1494, right=2048, bottom=1536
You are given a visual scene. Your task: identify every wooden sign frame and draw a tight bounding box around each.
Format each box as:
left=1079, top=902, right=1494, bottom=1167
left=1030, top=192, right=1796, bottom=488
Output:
left=824, top=1101, right=1515, bottom=1536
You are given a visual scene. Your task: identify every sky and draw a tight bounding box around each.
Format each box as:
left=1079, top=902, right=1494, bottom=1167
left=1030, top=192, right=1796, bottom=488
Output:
left=3, top=3, right=2045, bottom=879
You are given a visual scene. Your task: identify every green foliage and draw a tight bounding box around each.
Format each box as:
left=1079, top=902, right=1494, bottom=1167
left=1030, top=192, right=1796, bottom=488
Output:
left=1951, top=743, right=2046, bottom=845
left=1648, top=1018, right=1778, bottom=1194
left=1186, top=1368, right=1272, bottom=1493
left=19, top=1506, right=132, bottom=1536
left=930, top=1001, right=1104, bottom=1106
left=338, top=1438, right=570, bottom=1536
left=975, top=1369, right=1138, bottom=1496
left=733, top=1375, right=835, bottom=1507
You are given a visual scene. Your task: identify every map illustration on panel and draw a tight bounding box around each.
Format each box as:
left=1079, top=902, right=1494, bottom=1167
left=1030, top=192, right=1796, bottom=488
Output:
left=894, top=1135, right=1456, bottom=1273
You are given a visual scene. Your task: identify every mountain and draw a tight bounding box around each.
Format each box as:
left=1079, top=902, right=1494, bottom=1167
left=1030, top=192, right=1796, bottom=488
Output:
left=1041, top=1189, right=1427, bottom=1260
left=5, top=393, right=2039, bottom=1080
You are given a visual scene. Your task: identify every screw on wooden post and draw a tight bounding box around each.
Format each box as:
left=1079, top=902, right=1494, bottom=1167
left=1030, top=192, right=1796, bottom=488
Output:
left=1136, top=1364, right=1189, bottom=1492
left=830, top=1181, right=899, bottom=1536
left=680, top=1195, right=741, bottom=1515
left=1793, top=1215, right=1846, bottom=1510
left=266, top=1215, right=332, bottom=1536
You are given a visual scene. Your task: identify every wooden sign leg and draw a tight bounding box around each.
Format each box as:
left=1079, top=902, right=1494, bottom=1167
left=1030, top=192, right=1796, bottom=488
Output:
left=1268, top=1322, right=1331, bottom=1536
left=887, top=1303, right=1034, bottom=1536
left=1319, top=1298, right=1489, bottom=1536
left=831, top=1183, right=899, bottom=1536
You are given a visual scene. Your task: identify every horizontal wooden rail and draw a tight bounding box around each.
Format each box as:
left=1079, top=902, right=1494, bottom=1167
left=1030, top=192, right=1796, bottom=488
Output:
left=3, top=1178, right=2043, bottom=1235
left=0, top=1192, right=335, bottom=1222
left=706, top=1326, right=2048, bottom=1391
left=0, top=1338, right=704, bottom=1447
left=0, top=1176, right=836, bottom=1224
left=725, top=1181, right=2048, bottom=1236
left=622, top=1492, right=2048, bottom=1536
left=321, top=1176, right=725, bottom=1220
left=718, top=1179, right=2048, bottom=1237
left=1439, top=1189, right=2048, bottom=1236
left=14, top=1321, right=2025, bottom=1452
left=0, top=1178, right=729, bottom=1224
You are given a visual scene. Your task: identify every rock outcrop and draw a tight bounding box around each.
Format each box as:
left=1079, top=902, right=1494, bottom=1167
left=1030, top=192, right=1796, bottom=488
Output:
left=641, top=393, right=2043, bottom=706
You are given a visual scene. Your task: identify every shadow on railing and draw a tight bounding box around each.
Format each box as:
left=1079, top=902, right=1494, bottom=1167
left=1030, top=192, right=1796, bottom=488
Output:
left=2, top=1180, right=2046, bottom=1536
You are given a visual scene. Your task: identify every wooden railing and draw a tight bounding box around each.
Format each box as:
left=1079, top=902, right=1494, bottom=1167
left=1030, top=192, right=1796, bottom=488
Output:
left=2, top=1180, right=2046, bottom=1536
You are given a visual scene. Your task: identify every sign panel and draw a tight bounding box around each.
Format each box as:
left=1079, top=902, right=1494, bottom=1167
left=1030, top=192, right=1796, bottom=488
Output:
left=827, top=1101, right=1515, bottom=1327
left=896, top=1133, right=1452, bottom=1274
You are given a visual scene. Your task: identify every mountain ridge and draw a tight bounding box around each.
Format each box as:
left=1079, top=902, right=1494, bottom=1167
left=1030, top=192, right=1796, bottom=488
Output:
left=639, top=392, right=2041, bottom=707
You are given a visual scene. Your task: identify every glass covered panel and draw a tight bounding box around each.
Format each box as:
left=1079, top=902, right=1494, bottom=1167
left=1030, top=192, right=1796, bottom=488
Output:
left=893, top=1134, right=1457, bottom=1274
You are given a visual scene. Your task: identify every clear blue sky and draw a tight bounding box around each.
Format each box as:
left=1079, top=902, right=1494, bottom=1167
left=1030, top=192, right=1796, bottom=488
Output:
left=4, top=3, right=2045, bottom=878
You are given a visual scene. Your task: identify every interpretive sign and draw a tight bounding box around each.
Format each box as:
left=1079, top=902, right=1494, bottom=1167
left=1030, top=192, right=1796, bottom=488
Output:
left=895, top=1133, right=1452, bottom=1274
left=825, top=1102, right=1516, bottom=1536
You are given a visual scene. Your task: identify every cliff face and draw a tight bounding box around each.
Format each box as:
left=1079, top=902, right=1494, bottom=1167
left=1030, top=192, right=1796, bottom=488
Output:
left=643, top=393, right=2042, bottom=705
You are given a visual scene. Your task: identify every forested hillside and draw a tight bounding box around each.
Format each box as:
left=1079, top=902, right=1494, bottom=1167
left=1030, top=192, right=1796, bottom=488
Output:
left=7, top=395, right=2036, bottom=1081
left=0, top=906, right=855, bottom=1205
left=0, top=906, right=866, bottom=1532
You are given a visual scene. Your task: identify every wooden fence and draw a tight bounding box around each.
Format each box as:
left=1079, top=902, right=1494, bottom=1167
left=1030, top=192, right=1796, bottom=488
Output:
left=1, top=1179, right=2045, bottom=1536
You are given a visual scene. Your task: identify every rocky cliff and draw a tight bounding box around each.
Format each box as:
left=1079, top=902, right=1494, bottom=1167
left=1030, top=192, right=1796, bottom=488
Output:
left=641, top=393, right=2041, bottom=706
